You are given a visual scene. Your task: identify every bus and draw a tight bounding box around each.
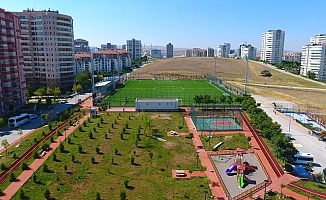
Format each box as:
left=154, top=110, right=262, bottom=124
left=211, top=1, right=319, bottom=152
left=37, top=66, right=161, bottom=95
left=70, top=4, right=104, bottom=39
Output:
left=8, top=113, right=31, bottom=128
left=294, top=152, right=314, bottom=165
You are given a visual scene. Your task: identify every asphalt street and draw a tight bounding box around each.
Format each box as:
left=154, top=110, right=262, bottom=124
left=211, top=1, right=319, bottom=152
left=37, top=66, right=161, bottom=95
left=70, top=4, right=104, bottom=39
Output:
left=0, top=93, right=92, bottom=150
left=253, top=95, right=326, bottom=174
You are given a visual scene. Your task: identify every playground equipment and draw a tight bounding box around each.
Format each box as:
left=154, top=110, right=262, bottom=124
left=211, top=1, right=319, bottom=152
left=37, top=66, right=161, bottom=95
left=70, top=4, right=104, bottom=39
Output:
left=225, top=148, right=255, bottom=188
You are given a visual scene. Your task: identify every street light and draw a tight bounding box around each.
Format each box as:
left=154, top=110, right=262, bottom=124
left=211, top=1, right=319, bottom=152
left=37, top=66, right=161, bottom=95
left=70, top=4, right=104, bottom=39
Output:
left=244, top=55, right=249, bottom=95
left=264, top=179, right=269, bottom=200
left=204, top=190, right=208, bottom=200
left=196, top=152, right=199, bottom=170
left=214, top=55, right=217, bottom=82
left=64, top=125, right=68, bottom=142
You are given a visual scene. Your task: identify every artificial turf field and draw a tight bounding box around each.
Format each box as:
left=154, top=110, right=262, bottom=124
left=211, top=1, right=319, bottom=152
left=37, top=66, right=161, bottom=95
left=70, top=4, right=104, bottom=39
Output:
left=103, top=80, right=225, bottom=106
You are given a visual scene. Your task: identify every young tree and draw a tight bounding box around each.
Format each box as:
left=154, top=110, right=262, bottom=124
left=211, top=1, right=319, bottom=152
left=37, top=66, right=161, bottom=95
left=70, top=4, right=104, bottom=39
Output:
left=44, top=188, right=50, bottom=200
left=0, top=118, right=5, bottom=128
left=53, top=86, right=61, bottom=101
left=1, top=139, right=9, bottom=157
left=17, top=128, right=23, bottom=142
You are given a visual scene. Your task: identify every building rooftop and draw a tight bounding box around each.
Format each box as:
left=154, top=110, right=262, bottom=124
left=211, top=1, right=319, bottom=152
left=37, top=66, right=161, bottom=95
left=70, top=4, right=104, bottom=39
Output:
left=75, top=52, right=92, bottom=58
left=135, top=98, right=178, bottom=102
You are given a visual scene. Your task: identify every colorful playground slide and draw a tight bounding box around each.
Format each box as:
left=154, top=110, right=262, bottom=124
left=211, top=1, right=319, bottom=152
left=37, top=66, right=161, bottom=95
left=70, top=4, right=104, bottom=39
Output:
left=244, top=164, right=255, bottom=171
left=225, top=163, right=237, bottom=175
left=239, top=176, right=244, bottom=188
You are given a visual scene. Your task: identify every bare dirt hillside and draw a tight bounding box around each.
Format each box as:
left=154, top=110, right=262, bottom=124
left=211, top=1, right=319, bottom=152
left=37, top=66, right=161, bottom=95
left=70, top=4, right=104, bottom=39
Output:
left=131, top=57, right=326, bottom=116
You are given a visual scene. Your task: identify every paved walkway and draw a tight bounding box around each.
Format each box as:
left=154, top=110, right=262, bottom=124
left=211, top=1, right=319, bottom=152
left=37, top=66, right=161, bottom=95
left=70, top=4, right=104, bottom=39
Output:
left=1, top=98, right=92, bottom=200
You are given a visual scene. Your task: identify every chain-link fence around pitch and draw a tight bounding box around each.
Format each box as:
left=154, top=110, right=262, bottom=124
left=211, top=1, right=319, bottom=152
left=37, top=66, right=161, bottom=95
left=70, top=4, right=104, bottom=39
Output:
left=190, top=104, right=243, bottom=131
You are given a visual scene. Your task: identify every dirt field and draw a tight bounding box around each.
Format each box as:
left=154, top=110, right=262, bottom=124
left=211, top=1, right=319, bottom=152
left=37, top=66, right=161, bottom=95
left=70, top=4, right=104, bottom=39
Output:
left=131, top=57, right=326, bottom=118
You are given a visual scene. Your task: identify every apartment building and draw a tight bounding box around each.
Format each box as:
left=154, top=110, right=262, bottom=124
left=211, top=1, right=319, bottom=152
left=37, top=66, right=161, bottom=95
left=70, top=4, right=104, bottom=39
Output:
left=283, top=53, right=301, bottom=62
left=126, top=38, right=142, bottom=60
left=301, top=43, right=326, bottom=81
left=75, top=52, right=92, bottom=74
left=217, top=43, right=231, bottom=57
left=74, top=38, right=91, bottom=54
left=206, top=47, right=215, bottom=57
left=151, top=49, right=162, bottom=58
left=0, top=8, right=26, bottom=114
left=261, top=29, right=285, bottom=64
left=238, top=44, right=256, bottom=59
left=310, top=34, right=326, bottom=45
left=92, top=49, right=131, bottom=74
left=184, top=49, right=192, bottom=57
left=166, top=43, right=173, bottom=58
left=14, top=9, right=75, bottom=91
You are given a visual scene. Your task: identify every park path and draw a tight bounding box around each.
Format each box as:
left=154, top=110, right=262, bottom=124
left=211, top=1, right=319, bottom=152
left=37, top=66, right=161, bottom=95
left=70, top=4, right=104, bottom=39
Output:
left=1, top=98, right=92, bottom=200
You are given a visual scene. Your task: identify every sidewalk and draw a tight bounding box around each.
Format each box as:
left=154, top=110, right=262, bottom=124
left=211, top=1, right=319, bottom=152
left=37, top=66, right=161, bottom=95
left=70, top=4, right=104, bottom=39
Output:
left=1, top=99, right=92, bottom=200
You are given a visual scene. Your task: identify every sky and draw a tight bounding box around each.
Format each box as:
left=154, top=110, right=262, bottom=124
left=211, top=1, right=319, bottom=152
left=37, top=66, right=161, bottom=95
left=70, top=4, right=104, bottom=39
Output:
left=1, top=0, right=326, bottom=51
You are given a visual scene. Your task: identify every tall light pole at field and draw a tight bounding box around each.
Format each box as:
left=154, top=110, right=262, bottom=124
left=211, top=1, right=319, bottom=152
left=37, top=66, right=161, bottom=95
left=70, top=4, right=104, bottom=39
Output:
left=244, top=55, right=249, bottom=95
left=214, top=54, right=217, bottom=82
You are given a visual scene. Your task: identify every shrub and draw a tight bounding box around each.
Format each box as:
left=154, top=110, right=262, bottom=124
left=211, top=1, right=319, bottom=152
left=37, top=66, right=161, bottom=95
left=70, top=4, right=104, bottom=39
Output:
left=64, top=164, right=67, bottom=172
left=42, top=130, right=46, bottom=136
left=105, top=133, right=108, bottom=139
left=119, top=190, right=127, bottom=200
left=59, top=142, right=64, bottom=153
left=19, top=189, right=25, bottom=199
left=50, top=136, right=54, bottom=143
left=21, top=162, right=29, bottom=170
left=187, top=133, right=194, bottom=139
left=52, top=153, right=57, bottom=161
left=136, top=133, right=140, bottom=141
left=111, top=123, right=114, bottom=128
left=88, top=118, right=91, bottom=123
left=48, top=122, right=52, bottom=130
left=96, top=192, right=101, bottom=200
left=100, top=117, right=104, bottom=124
left=97, top=123, right=100, bottom=128
left=111, top=157, right=114, bottom=164
left=123, top=179, right=129, bottom=188
left=120, top=132, right=124, bottom=140
left=32, top=173, right=37, bottom=183
left=13, top=153, right=18, bottom=159
left=78, top=126, right=83, bottom=132
left=114, top=148, right=118, bottom=155
left=42, top=164, right=49, bottom=172
left=83, top=121, right=87, bottom=127
left=130, top=156, right=135, bottom=165
left=44, top=188, right=50, bottom=200
left=96, top=147, right=100, bottom=154
left=33, top=150, right=39, bottom=159
left=67, top=137, right=71, bottom=144
left=71, top=154, right=75, bottom=162
left=78, top=145, right=83, bottom=153
left=57, top=130, right=62, bottom=136
left=93, top=127, right=97, bottom=132
left=89, top=131, right=93, bottom=139
left=9, top=171, right=16, bottom=182
left=178, top=125, right=183, bottom=129
left=91, top=156, right=95, bottom=164
left=0, top=163, right=7, bottom=171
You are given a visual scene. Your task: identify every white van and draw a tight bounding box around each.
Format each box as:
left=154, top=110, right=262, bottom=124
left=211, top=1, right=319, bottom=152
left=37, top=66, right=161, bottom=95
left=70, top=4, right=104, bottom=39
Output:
left=294, top=152, right=314, bottom=165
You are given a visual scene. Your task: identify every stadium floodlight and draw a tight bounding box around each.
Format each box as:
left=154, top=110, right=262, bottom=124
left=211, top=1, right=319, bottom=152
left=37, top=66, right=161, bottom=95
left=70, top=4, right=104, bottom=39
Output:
left=244, top=55, right=249, bottom=94
left=214, top=54, right=217, bottom=81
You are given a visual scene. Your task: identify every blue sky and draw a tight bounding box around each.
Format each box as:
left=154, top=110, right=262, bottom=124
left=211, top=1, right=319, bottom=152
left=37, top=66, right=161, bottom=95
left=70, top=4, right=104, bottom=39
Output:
left=2, top=0, right=326, bottom=51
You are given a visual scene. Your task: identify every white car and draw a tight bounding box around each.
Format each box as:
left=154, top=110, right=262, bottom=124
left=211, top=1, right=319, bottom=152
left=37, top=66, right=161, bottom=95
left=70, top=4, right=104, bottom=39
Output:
left=60, top=99, right=68, bottom=104
left=169, top=131, right=178, bottom=136
left=29, top=114, right=37, bottom=119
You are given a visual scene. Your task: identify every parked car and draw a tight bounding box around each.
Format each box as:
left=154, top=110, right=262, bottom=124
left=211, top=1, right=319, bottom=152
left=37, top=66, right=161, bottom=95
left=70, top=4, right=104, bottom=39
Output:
left=60, top=99, right=68, bottom=104
left=37, top=110, right=43, bottom=115
left=29, top=114, right=37, bottom=119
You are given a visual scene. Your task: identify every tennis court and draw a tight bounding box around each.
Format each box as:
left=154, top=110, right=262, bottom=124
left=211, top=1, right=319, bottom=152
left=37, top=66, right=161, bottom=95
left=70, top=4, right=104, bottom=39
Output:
left=192, top=117, right=242, bottom=131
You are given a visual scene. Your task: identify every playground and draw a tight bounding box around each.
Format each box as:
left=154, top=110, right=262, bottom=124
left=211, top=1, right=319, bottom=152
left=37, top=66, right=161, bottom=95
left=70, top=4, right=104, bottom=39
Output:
left=210, top=150, right=267, bottom=198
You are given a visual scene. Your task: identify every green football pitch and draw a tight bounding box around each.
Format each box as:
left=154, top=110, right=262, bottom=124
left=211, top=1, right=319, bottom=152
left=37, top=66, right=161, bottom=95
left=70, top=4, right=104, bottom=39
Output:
left=103, top=80, right=225, bottom=106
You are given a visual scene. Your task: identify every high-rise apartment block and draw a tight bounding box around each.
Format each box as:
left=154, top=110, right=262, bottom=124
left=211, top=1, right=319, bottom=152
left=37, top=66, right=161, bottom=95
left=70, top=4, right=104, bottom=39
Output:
left=14, top=9, right=75, bottom=91
left=92, top=49, right=131, bottom=74
left=151, top=49, right=162, bottom=58
left=74, top=38, right=91, bottom=54
left=166, top=43, right=173, bottom=58
left=217, top=43, right=231, bottom=57
left=75, top=52, right=92, bottom=74
left=238, top=44, right=256, bottom=60
left=126, top=38, right=142, bottom=60
left=261, top=29, right=285, bottom=64
left=206, top=47, right=215, bottom=57
left=0, top=8, right=26, bottom=114
left=301, top=34, right=326, bottom=81
left=184, top=49, right=192, bottom=57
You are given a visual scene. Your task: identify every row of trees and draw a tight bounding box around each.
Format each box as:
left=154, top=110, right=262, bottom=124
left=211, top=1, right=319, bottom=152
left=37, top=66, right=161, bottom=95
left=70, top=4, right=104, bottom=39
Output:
left=193, top=94, right=244, bottom=106
left=241, top=95, right=298, bottom=164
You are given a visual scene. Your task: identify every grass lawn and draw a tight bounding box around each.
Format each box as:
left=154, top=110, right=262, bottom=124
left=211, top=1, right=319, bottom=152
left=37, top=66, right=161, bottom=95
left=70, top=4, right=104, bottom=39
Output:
left=104, top=80, right=225, bottom=106
left=12, top=112, right=212, bottom=200
left=0, top=109, right=86, bottom=192
left=285, top=185, right=322, bottom=200
left=199, top=134, right=250, bottom=151
left=294, top=180, right=326, bottom=194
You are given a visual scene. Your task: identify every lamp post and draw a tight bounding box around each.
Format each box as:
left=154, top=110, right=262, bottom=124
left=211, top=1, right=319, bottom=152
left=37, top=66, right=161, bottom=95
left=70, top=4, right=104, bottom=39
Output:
left=196, top=152, right=199, bottom=170
left=64, top=125, right=68, bottom=142
left=214, top=55, right=217, bottom=82
left=244, top=55, right=249, bottom=95
left=264, top=179, right=269, bottom=200
left=204, top=190, right=208, bottom=200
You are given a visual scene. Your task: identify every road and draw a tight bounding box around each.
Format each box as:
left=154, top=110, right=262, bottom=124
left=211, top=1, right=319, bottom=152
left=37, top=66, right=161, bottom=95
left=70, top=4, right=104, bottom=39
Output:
left=0, top=93, right=92, bottom=151
left=253, top=95, right=326, bottom=174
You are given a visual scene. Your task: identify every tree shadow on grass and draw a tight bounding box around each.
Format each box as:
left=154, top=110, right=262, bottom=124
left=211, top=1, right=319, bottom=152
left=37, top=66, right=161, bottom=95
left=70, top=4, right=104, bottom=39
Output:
left=132, top=163, right=141, bottom=166
left=126, top=185, right=135, bottom=190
